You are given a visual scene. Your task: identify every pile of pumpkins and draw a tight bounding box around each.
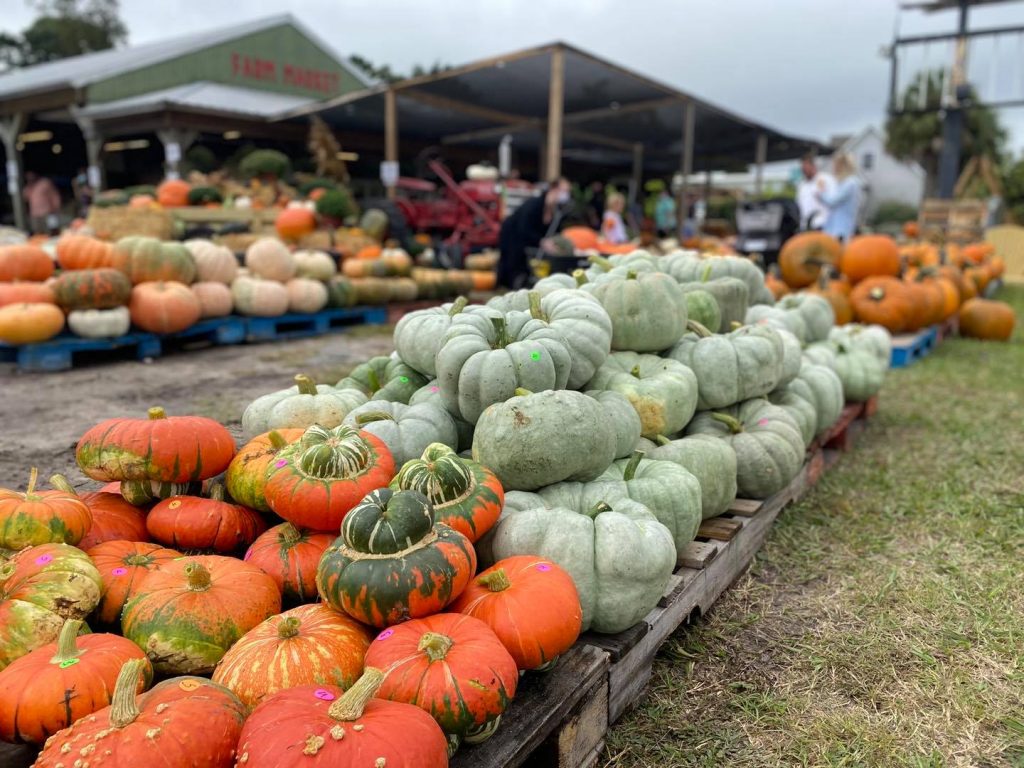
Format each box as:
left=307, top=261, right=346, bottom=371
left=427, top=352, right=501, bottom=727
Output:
left=771, top=232, right=1016, bottom=341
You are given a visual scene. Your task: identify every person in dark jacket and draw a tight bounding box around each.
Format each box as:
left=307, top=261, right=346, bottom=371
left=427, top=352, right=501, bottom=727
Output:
left=497, top=177, right=571, bottom=289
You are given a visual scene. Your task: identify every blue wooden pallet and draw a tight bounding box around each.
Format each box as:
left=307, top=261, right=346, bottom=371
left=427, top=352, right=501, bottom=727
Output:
left=244, top=305, right=388, bottom=341
left=164, top=316, right=246, bottom=347
left=0, top=332, right=162, bottom=372
left=890, top=325, right=939, bottom=368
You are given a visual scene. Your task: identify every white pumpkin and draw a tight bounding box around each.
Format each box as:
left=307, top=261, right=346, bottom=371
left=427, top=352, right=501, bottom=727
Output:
left=286, top=277, right=329, bottom=313
left=191, top=281, right=234, bottom=318
left=245, top=237, right=295, bottom=282
left=67, top=306, right=131, bottom=338
left=184, top=239, right=238, bottom=284
left=293, top=250, right=337, bottom=281
left=232, top=275, right=289, bottom=316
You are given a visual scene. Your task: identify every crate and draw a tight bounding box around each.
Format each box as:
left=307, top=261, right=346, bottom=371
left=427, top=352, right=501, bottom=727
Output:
left=244, top=306, right=388, bottom=341
left=890, top=326, right=938, bottom=368
left=0, top=332, right=162, bottom=372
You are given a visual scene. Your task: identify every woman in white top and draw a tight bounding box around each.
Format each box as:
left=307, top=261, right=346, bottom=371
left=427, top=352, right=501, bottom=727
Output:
left=602, top=192, right=628, bottom=244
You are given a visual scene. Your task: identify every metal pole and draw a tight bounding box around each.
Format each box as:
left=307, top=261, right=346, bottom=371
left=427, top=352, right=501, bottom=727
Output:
left=937, top=0, right=970, bottom=199
left=0, top=113, right=27, bottom=232
left=630, top=143, right=643, bottom=208
left=677, top=100, right=695, bottom=239
left=546, top=47, right=565, bottom=181
left=754, top=133, right=768, bottom=197
left=384, top=88, right=398, bottom=201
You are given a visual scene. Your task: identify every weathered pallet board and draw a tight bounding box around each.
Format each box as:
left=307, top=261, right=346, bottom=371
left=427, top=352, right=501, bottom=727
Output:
left=890, top=325, right=938, bottom=368
left=0, top=331, right=162, bottom=372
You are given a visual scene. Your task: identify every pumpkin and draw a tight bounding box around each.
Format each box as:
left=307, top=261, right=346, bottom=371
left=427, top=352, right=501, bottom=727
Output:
left=584, top=351, right=698, bottom=439
left=183, top=239, right=238, bottom=283
left=930, top=274, right=962, bottom=319
left=634, top=434, right=738, bottom=519
left=828, top=324, right=892, bottom=369
left=33, top=658, right=246, bottom=768
left=286, top=276, right=329, bottom=313
left=902, top=278, right=945, bottom=331
left=276, top=208, right=317, bottom=241
left=86, top=540, right=181, bottom=626
left=293, top=249, right=337, bottom=280
left=156, top=178, right=191, bottom=207
left=583, top=270, right=687, bottom=351
left=903, top=221, right=919, bottom=238
left=110, top=237, right=197, bottom=284
left=0, top=281, right=54, bottom=306
left=122, top=556, right=280, bottom=675
left=77, top=406, right=235, bottom=484
left=0, top=468, right=92, bottom=550
left=849, top=276, right=913, bottom=333
left=245, top=237, right=295, bottom=281
left=351, top=275, right=396, bottom=304
left=336, top=355, right=431, bottom=405
left=146, top=485, right=266, bottom=554
left=958, top=298, right=1015, bottom=341
left=67, top=306, right=132, bottom=338
left=52, top=268, right=132, bottom=310
left=777, top=292, right=836, bottom=341
left=242, top=374, right=368, bottom=438
left=0, top=619, right=151, bottom=744
left=0, top=302, right=64, bottom=343
left=118, top=479, right=201, bottom=506
left=225, top=429, right=303, bottom=512
left=264, top=424, right=396, bottom=532
left=343, top=401, right=458, bottom=466
left=685, top=399, right=805, bottom=499
left=190, top=281, right=234, bottom=317
left=0, top=244, right=53, bottom=282
left=235, top=667, right=448, bottom=768
left=231, top=274, right=289, bottom=315
left=391, top=442, right=503, bottom=542
left=325, top=275, right=357, bottom=308
left=435, top=308, right=573, bottom=423
left=664, top=251, right=768, bottom=300
left=581, top=389, right=641, bottom=460
left=363, top=612, right=517, bottom=746
left=129, top=280, right=201, bottom=334
left=0, top=543, right=102, bottom=670
left=316, top=488, right=476, bottom=627
left=77, top=491, right=148, bottom=550
left=682, top=286, right=723, bottom=332
left=832, top=344, right=886, bottom=401
left=962, top=242, right=994, bottom=264
left=243, top=523, right=333, bottom=604
left=472, top=270, right=497, bottom=291
left=841, top=234, right=901, bottom=283
left=356, top=243, right=383, bottom=260
left=772, top=361, right=844, bottom=440
left=480, top=492, right=675, bottom=633
left=680, top=274, right=750, bottom=329
left=472, top=389, right=617, bottom=491
left=778, top=231, right=843, bottom=288
left=410, top=382, right=477, bottom=452
left=807, top=267, right=854, bottom=325
left=212, top=603, right=371, bottom=708
left=450, top=556, right=581, bottom=671
left=562, top=226, right=600, bottom=250
left=393, top=297, right=473, bottom=376
left=56, top=234, right=114, bottom=270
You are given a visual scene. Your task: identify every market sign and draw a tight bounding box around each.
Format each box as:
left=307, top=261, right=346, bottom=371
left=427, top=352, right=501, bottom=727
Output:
left=230, top=52, right=342, bottom=95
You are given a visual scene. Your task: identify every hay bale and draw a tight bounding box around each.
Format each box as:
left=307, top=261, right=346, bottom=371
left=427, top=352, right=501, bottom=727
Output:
left=87, top=205, right=173, bottom=241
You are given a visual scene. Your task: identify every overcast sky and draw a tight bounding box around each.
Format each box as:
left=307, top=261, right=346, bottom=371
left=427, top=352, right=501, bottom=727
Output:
left=5, top=0, right=1024, bottom=153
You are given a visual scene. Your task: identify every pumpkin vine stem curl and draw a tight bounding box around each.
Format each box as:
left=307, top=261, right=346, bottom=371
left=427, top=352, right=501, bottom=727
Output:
left=279, top=522, right=303, bottom=545
left=294, top=373, right=319, bottom=396
left=50, top=619, right=84, bottom=664
left=623, top=450, right=645, bottom=481
left=686, top=319, right=714, bottom=338
left=417, top=632, right=454, bottom=662
left=209, top=483, right=226, bottom=502
left=327, top=667, right=386, bottom=721
left=711, top=412, right=744, bottom=434
left=701, top=264, right=713, bottom=283
left=477, top=568, right=511, bottom=592
left=448, top=296, right=469, bottom=317
left=109, top=659, right=148, bottom=728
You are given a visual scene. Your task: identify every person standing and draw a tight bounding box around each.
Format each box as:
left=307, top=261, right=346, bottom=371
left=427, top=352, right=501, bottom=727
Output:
left=497, top=177, right=572, bottom=289
left=817, top=153, right=861, bottom=243
left=796, top=153, right=834, bottom=230
left=654, top=188, right=677, bottom=238
left=23, top=171, right=62, bottom=235
left=585, top=180, right=605, bottom=229
left=601, top=193, right=628, bottom=244
left=72, top=167, right=93, bottom=218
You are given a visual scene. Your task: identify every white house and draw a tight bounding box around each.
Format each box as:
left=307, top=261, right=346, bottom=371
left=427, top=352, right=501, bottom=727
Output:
left=834, top=126, right=926, bottom=221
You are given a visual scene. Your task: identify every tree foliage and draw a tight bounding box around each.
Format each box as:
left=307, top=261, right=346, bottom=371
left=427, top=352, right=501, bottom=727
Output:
left=349, top=54, right=450, bottom=84
left=0, top=1, right=127, bottom=70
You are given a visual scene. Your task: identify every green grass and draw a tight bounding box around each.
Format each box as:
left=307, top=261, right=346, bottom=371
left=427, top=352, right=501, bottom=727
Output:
left=604, top=286, right=1024, bottom=768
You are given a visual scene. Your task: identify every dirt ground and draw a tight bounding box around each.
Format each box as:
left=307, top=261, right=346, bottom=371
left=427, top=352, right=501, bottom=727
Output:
left=0, top=325, right=395, bottom=487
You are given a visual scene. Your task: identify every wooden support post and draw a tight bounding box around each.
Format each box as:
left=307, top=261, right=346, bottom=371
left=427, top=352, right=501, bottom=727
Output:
left=384, top=87, right=398, bottom=200
left=538, top=131, right=547, bottom=182
left=0, top=112, right=27, bottom=232
left=630, top=142, right=644, bottom=207
left=754, top=132, right=768, bottom=196
left=156, top=128, right=197, bottom=181
left=546, top=47, right=564, bottom=181
left=70, top=108, right=105, bottom=192
left=676, top=100, right=695, bottom=239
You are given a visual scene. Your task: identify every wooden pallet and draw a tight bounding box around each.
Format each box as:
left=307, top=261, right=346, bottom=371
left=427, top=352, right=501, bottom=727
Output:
left=245, top=306, right=388, bottom=341
left=890, top=326, right=938, bottom=368
left=0, top=331, right=162, bottom=372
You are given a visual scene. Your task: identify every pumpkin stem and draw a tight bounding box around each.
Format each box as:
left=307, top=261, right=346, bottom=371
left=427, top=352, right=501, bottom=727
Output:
left=513, top=387, right=533, bottom=397
left=587, top=254, right=613, bottom=271
left=572, top=269, right=589, bottom=286
left=184, top=562, right=212, bottom=592
left=626, top=269, right=638, bottom=280
left=527, top=291, right=545, bottom=321
left=701, top=264, right=713, bottom=283
left=279, top=522, right=304, bottom=545
left=147, top=407, right=167, bottom=420
left=209, top=484, right=226, bottom=502
left=125, top=553, right=152, bottom=566
left=294, top=374, right=319, bottom=396
left=277, top=616, right=301, bottom=639
left=868, top=287, right=885, bottom=301
left=108, top=659, right=147, bottom=729
left=418, top=632, right=454, bottom=662
left=584, top=501, right=613, bottom=518
left=48, top=474, right=77, bottom=496
left=477, top=568, right=511, bottom=592
left=490, top=316, right=509, bottom=348
left=268, top=430, right=288, bottom=450
left=364, top=365, right=382, bottom=394
left=630, top=364, right=642, bottom=379
left=711, top=412, right=744, bottom=434
left=355, top=411, right=395, bottom=426
left=730, top=321, right=743, bottom=331
left=622, top=450, right=645, bottom=481
left=51, top=619, right=84, bottom=664
left=448, top=296, right=469, bottom=317
left=655, top=434, right=672, bottom=446
left=24, top=467, right=39, bottom=498
left=327, top=667, right=386, bottom=722
left=686, top=319, right=713, bottom=338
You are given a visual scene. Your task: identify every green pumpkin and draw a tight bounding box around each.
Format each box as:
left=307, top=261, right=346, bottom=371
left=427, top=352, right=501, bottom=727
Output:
left=342, top=400, right=458, bottom=465
left=745, top=305, right=809, bottom=342
left=325, top=276, right=358, bottom=308
left=52, top=268, right=132, bottom=310
left=833, top=347, right=885, bottom=402
left=682, top=288, right=722, bottom=333
left=664, top=252, right=766, bottom=299
left=666, top=321, right=783, bottom=410
left=803, top=342, right=838, bottom=370
left=634, top=434, right=738, bottom=520
left=410, top=381, right=475, bottom=451
left=750, top=281, right=777, bottom=306
left=685, top=399, right=805, bottom=499
left=583, top=270, right=687, bottom=352
left=584, top=351, right=698, bottom=439
left=471, top=389, right=616, bottom=491
left=775, top=362, right=844, bottom=439
left=113, top=237, right=197, bottom=284
left=766, top=390, right=817, bottom=447
left=393, top=297, right=472, bottom=377
left=242, top=374, right=368, bottom=439
left=681, top=276, right=749, bottom=329
left=336, top=355, right=429, bottom=404
left=532, top=272, right=578, bottom=292
left=435, top=308, right=572, bottom=423
left=776, top=293, right=835, bottom=342
left=584, top=390, right=642, bottom=459
left=829, top=323, right=891, bottom=369
left=776, top=328, right=803, bottom=387
left=539, top=450, right=702, bottom=558
left=481, top=491, right=675, bottom=633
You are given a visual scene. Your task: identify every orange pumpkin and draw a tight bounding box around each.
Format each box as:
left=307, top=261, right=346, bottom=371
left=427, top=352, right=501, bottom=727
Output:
left=0, top=302, right=64, bottom=344
left=964, top=264, right=992, bottom=294
left=961, top=242, right=994, bottom=264
left=841, top=235, right=901, bottom=283
left=275, top=208, right=317, bottom=241
left=129, top=194, right=155, bottom=209
left=902, top=279, right=944, bottom=331
left=902, top=221, right=919, bottom=238
left=356, top=244, right=383, bottom=261
left=778, top=231, right=842, bottom=288
left=807, top=267, right=854, bottom=325
left=764, top=264, right=790, bottom=300
left=988, top=255, right=1005, bottom=278
left=849, top=276, right=913, bottom=333
left=56, top=235, right=114, bottom=270
left=561, top=226, right=601, bottom=251
left=86, top=540, right=182, bottom=626
left=77, top=491, right=149, bottom=550
left=155, top=179, right=191, bottom=207
left=129, top=281, right=201, bottom=334
left=0, top=244, right=54, bottom=282
left=0, top=281, right=55, bottom=307
left=0, top=469, right=93, bottom=551
left=146, top=485, right=266, bottom=554
left=471, top=270, right=497, bottom=291
left=959, top=298, right=1015, bottom=341
left=900, top=242, right=939, bottom=268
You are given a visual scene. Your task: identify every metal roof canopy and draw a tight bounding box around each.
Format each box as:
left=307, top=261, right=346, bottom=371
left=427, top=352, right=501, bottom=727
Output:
left=285, top=42, right=821, bottom=177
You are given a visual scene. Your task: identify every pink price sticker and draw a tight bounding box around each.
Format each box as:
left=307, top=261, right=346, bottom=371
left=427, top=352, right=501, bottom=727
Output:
left=536, top=563, right=552, bottom=572
left=34, top=554, right=53, bottom=565
left=111, top=567, right=129, bottom=577
left=274, top=459, right=288, bottom=468
left=430, top=386, right=439, bottom=393
left=313, top=689, right=335, bottom=701
left=376, top=628, right=395, bottom=641
left=757, top=418, right=770, bottom=426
